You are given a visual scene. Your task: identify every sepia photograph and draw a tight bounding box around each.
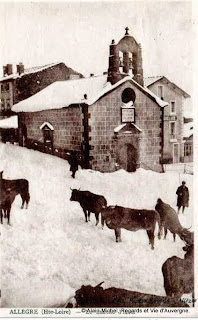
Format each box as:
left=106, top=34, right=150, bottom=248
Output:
left=0, top=0, right=196, bottom=316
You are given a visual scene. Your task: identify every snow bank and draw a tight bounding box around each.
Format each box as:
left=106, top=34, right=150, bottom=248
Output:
left=0, top=143, right=193, bottom=307
left=0, top=116, right=18, bottom=129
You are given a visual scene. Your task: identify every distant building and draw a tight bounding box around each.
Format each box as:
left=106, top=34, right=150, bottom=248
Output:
left=12, top=28, right=168, bottom=173
left=0, top=62, right=83, bottom=142
left=0, top=62, right=83, bottom=118
left=183, top=120, right=193, bottom=162
left=144, top=76, right=190, bottom=163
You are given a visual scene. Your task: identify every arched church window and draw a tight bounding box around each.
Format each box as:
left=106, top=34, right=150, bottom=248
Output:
left=119, top=51, right=124, bottom=73
left=128, top=52, right=133, bottom=77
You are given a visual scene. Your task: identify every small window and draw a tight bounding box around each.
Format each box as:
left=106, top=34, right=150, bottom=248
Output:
left=184, top=143, right=193, bottom=156
left=170, top=101, right=176, bottom=114
left=157, top=85, right=163, bottom=99
left=1, top=100, right=5, bottom=111
left=5, top=83, right=10, bottom=91
left=40, top=122, right=54, bottom=153
left=170, top=121, right=176, bottom=139
left=6, top=99, right=10, bottom=110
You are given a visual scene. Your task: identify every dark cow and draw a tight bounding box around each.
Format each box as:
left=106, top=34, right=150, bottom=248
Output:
left=66, top=282, right=189, bottom=308
left=101, top=205, right=162, bottom=249
left=0, top=188, right=17, bottom=224
left=162, top=241, right=194, bottom=301
left=155, top=198, right=191, bottom=242
left=0, top=171, right=30, bottom=209
left=70, top=189, right=107, bottom=225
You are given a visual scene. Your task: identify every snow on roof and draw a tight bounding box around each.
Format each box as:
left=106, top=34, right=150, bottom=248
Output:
left=132, top=123, right=142, bottom=132
left=132, top=78, right=168, bottom=108
left=114, top=124, right=126, bottom=133
left=144, top=76, right=163, bottom=87
left=0, top=62, right=62, bottom=82
left=0, top=116, right=18, bottom=129
left=114, top=123, right=142, bottom=133
left=23, top=62, right=62, bottom=75
left=40, top=122, right=54, bottom=131
left=144, top=76, right=190, bottom=98
left=12, top=75, right=168, bottom=113
left=183, top=122, right=193, bottom=138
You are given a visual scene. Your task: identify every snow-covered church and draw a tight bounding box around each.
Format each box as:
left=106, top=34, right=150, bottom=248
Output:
left=12, top=28, right=168, bottom=172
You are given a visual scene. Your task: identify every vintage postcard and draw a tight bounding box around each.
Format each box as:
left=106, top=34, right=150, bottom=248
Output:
left=0, top=0, right=196, bottom=317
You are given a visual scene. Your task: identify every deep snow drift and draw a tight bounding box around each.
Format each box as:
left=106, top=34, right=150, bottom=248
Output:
left=0, top=143, right=193, bottom=307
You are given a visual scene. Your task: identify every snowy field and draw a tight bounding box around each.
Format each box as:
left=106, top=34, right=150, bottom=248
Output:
left=0, top=143, right=194, bottom=307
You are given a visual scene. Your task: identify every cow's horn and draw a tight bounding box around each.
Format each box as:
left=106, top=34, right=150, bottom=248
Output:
left=78, top=187, right=81, bottom=191
left=96, top=281, right=104, bottom=288
left=183, top=225, right=192, bottom=232
left=70, top=187, right=73, bottom=191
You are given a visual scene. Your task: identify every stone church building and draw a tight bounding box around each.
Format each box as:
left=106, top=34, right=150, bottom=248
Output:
left=12, top=28, right=168, bottom=173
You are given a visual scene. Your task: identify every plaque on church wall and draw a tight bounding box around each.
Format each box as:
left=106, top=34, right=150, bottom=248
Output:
left=121, top=107, right=135, bottom=123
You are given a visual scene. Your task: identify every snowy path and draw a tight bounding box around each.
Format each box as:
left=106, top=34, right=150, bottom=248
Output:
left=0, top=143, right=193, bottom=307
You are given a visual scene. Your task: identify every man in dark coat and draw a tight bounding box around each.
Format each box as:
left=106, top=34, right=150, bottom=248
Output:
left=69, top=151, right=79, bottom=178
left=176, top=181, right=189, bottom=214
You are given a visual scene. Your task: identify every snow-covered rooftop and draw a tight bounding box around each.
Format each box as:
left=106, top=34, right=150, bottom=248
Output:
left=144, top=76, right=190, bottom=98
left=0, top=115, right=18, bottom=129
left=12, top=75, right=168, bottom=113
left=0, top=62, right=62, bottom=82
left=183, top=122, right=193, bottom=138
left=144, top=76, right=163, bottom=87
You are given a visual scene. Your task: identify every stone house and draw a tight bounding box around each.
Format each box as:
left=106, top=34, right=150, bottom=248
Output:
left=0, top=62, right=83, bottom=118
left=144, top=76, right=190, bottom=163
left=12, top=29, right=168, bottom=173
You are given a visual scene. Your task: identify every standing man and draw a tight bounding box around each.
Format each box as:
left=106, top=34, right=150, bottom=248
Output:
left=176, top=181, right=189, bottom=214
left=69, top=151, right=79, bottom=179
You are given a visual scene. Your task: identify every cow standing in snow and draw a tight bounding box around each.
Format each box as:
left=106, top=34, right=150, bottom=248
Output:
left=101, top=205, right=162, bottom=249
left=162, top=241, right=194, bottom=300
left=0, top=188, right=17, bottom=224
left=0, top=171, right=30, bottom=209
left=70, top=189, right=107, bottom=225
left=155, top=198, right=191, bottom=242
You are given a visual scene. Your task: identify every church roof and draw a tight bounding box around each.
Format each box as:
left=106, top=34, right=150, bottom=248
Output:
left=12, top=75, right=168, bottom=113
left=144, top=76, right=190, bottom=98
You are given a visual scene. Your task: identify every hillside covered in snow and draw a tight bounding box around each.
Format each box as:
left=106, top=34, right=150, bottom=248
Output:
left=0, top=143, right=193, bottom=307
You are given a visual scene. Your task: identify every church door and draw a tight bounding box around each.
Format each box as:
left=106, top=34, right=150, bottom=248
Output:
left=126, top=144, right=137, bottom=172
left=118, top=143, right=137, bottom=172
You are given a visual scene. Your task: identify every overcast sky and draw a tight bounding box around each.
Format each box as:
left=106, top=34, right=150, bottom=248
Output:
left=0, top=1, right=194, bottom=113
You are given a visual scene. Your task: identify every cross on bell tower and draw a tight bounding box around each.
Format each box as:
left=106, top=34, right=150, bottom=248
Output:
left=125, top=27, right=129, bottom=35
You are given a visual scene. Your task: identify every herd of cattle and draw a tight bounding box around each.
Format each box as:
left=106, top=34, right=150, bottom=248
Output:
left=0, top=171, right=194, bottom=308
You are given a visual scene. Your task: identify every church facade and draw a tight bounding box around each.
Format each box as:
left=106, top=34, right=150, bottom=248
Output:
left=12, top=29, right=168, bottom=173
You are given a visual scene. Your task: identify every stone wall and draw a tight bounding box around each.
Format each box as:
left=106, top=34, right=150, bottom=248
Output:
left=18, top=80, right=163, bottom=173
left=89, top=81, right=162, bottom=172
left=19, top=106, right=83, bottom=151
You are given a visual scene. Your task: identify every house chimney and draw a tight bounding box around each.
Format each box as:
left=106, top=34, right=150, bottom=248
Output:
left=3, top=65, right=7, bottom=76
left=90, top=73, right=94, bottom=77
left=7, top=64, right=13, bottom=75
left=17, top=62, right=24, bottom=75
left=107, top=40, right=122, bottom=85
